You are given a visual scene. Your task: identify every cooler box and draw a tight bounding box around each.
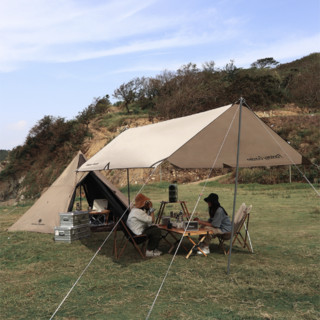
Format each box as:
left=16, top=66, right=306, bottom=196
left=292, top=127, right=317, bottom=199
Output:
left=54, top=225, right=91, bottom=243
left=59, top=211, right=90, bottom=227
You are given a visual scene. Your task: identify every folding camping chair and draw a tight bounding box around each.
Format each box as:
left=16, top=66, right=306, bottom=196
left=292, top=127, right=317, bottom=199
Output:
left=113, top=217, right=148, bottom=259
left=217, top=204, right=253, bottom=255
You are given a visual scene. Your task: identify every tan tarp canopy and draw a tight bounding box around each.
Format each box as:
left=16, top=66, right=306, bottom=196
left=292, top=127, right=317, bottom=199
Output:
left=9, top=151, right=128, bottom=234
left=78, top=103, right=302, bottom=171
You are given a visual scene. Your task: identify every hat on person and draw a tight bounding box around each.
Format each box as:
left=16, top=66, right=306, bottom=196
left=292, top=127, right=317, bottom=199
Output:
left=134, top=193, right=152, bottom=209
left=204, top=193, right=220, bottom=205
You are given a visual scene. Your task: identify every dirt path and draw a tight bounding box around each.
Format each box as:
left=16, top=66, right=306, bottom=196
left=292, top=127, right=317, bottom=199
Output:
left=187, top=174, right=229, bottom=185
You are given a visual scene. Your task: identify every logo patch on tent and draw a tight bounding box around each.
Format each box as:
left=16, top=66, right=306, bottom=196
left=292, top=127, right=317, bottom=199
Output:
left=32, top=219, right=45, bottom=225
left=247, top=154, right=283, bottom=161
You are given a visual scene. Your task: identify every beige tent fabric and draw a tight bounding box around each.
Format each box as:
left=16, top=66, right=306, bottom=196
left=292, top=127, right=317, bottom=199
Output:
left=8, top=151, right=128, bottom=234
left=78, top=104, right=302, bottom=171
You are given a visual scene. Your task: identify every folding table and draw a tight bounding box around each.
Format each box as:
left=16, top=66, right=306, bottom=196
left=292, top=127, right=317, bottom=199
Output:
left=157, top=225, right=214, bottom=259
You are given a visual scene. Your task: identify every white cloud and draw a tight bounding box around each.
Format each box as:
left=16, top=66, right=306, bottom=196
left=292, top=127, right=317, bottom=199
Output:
left=52, top=32, right=226, bottom=63
left=0, top=0, right=239, bottom=71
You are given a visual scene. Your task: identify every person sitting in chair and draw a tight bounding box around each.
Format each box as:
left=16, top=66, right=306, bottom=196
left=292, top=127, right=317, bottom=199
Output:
left=126, top=193, right=162, bottom=257
left=194, top=193, right=232, bottom=254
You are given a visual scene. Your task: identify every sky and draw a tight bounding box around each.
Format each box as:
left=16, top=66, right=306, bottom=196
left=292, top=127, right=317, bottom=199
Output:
left=0, top=0, right=319, bottom=150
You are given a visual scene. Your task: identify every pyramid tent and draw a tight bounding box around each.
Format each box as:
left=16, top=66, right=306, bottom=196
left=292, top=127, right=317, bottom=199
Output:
left=9, top=151, right=128, bottom=234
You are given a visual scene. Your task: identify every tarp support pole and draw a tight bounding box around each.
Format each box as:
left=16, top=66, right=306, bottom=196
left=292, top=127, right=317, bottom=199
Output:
left=127, top=169, right=130, bottom=205
left=227, top=97, right=244, bottom=275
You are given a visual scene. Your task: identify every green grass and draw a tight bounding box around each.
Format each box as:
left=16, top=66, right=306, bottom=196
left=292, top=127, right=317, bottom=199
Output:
left=1, top=182, right=319, bottom=319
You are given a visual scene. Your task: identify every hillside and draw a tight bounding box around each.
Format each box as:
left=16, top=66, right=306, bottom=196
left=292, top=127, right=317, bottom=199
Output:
left=0, top=150, right=9, bottom=162
left=0, top=53, right=319, bottom=202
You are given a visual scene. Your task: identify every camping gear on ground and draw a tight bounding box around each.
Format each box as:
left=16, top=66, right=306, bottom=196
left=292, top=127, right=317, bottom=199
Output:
left=59, top=211, right=90, bottom=227
left=55, top=211, right=91, bottom=243
left=8, top=151, right=128, bottom=234
left=54, top=225, right=91, bottom=243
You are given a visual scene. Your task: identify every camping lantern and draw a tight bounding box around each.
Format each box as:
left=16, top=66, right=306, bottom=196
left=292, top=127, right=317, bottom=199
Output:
left=169, top=182, right=178, bottom=202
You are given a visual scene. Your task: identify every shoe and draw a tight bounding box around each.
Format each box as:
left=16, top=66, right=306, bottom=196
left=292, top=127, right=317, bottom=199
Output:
left=146, top=250, right=161, bottom=257
left=197, top=246, right=210, bottom=255
left=153, top=249, right=162, bottom=256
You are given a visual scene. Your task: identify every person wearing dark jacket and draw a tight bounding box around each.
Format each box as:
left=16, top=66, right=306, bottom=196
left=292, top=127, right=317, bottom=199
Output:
left=194, top=193, right=231, bottom=254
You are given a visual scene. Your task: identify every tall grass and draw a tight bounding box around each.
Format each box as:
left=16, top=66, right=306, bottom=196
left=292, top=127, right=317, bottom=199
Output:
left=0, top=182, right=319, bottom=319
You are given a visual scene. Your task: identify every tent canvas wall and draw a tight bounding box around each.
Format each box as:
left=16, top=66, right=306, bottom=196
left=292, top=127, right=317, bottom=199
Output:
left=78, top=103, right=303, bottom=171
left=8, top=151, right=128, bottom=234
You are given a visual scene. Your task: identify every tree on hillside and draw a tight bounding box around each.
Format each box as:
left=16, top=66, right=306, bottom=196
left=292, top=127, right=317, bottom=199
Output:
left=251, top=57, right=279, bottom=69
left=0, top=150, right=9, bottom=161
left=135, top=77, right=161, bottom=109
left=223, top=59, right=239, bottom=81
left=77, top=95, right=110, bottom=126
left=202, top=60, right=216, bottom=73
left=177, top=62, right=199, bottom=76
left=113, top=80, right=137, bottom=113
left=154, top=62, right=227, bottom=118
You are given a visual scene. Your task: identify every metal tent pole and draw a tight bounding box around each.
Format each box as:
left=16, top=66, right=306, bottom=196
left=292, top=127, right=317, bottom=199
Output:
left=227, top=97, right=244, bottom=275
left=79, top=184, right=82, bottom=210
left=127, top=169, right=130, bottom=205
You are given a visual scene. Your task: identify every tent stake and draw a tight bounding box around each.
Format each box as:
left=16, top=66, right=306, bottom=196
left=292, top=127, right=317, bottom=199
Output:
left=227, top=97, right=244, bottom=275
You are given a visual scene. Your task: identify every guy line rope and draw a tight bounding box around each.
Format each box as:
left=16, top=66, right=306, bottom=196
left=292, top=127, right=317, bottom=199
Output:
left=146, top=100, right=319, bottom=318
left=248, top=105, right=320, bottom=197
left=145, top=103, right=240, bottom=319
left=51, top=100, right=317, bottom=319
left=49, top=166, right=159, bottom=319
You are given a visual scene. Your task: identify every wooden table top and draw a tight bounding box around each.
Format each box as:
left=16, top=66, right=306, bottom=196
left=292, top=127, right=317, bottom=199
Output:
left=157, top=224, right=214, bottom=236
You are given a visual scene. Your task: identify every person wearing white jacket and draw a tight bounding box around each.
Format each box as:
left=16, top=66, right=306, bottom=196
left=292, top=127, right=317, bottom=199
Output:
left=127, top=193, right=162, bottom=257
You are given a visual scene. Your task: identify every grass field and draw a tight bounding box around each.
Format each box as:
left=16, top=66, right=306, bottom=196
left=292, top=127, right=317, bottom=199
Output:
left=0, top=182, right=319, bottom=320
